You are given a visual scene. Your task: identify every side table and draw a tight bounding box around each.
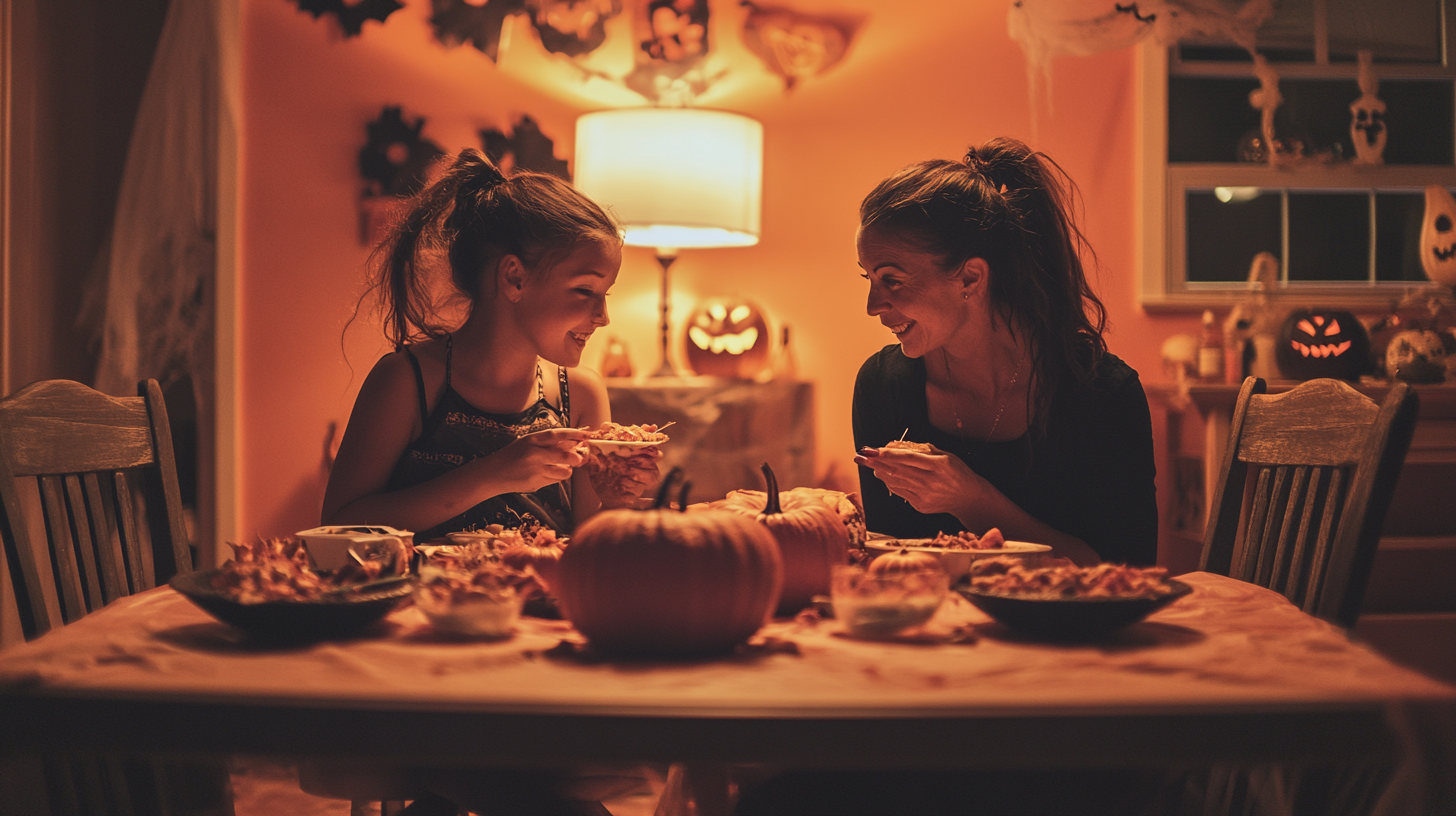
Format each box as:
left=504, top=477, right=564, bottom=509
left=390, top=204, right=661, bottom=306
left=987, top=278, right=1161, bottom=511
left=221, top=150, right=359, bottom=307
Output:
left=606, top=377, right=816, bottom=501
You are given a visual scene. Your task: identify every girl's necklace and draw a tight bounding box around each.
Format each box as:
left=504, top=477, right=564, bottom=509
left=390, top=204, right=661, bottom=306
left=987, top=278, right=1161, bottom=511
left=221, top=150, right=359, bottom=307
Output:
left=946, top=347, right=1027, bottom=442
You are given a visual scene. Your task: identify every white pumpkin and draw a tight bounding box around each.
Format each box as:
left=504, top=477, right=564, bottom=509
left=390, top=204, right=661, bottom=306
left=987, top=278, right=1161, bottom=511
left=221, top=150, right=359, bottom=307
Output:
left=1385, top=329, right=1448, bottom=383
left=1421, top=185, right=1456, bottom=287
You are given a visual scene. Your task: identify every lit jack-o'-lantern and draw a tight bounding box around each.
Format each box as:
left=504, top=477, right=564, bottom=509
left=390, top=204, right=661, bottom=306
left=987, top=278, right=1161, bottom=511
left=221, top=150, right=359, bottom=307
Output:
left=1275, top=309, right=1371, bottom=381
left=684, top=298, right=772, bottom=379
left=1422, top=185, right=1456, bottom=288
left=1386, top=329, right=1449, bottom=383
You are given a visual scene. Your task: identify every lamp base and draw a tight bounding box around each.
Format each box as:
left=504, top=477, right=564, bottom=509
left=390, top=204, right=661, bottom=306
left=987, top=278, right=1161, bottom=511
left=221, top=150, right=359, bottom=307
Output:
left=651, top=249, right=680, bottom=377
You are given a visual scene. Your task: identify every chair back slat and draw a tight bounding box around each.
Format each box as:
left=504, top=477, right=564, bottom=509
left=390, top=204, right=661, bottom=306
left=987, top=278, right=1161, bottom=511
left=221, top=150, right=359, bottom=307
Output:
left=1282, top=466, right=1325, bottom=605
left=38, top=475, right=87, bottom=624
left=112, top=470, right=156, bottom=592
left=1266, top=465, right=1309, bottom=593
left=1302, top=466, right=1346, bottom=616
left=61, top=474, right=106, bottom=615
left=1202, top=378, right=1415, bottom=628
left=1, top=379, right=192, bottom=641
left=1252, top=465, right=1294, bottom=586
left=1237, top=467, right=1273, bottom=582
left=83, top=472, right=129, bottom=603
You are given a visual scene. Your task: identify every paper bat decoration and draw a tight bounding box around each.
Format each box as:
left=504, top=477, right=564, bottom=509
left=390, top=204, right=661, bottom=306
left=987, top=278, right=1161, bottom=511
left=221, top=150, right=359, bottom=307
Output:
left=359, top=106, right=445, bottom=198
left=479, top=115, right=571, bottom=181
left=293, top=0, right=404, bottom=38
left=431, top=0, right=530, bottom=62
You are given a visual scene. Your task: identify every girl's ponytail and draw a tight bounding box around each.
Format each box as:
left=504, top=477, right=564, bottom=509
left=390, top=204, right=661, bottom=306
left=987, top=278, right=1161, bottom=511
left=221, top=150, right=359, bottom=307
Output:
left=364, top=148, right=616, bottom=350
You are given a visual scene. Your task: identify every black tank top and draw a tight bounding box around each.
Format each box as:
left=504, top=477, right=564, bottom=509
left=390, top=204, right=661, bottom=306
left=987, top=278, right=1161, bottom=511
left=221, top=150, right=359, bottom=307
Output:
left=384, top=336, right=574, bottom=539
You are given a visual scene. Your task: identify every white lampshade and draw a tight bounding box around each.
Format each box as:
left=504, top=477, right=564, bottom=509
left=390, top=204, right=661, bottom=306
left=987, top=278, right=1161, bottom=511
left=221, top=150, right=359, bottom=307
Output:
left=574, top=108, right=763, bottom=250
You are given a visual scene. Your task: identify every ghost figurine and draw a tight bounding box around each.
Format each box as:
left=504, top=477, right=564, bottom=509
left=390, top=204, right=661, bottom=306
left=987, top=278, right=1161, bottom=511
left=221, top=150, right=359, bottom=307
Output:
left=1422, top=185, right=1456, bottom=288
left=1350, top=50, right=1386, bottom=166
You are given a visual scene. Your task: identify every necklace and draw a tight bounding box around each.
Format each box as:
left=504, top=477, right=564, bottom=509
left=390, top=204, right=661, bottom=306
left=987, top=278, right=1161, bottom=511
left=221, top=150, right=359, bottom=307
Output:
left=945, top=347, right=1027, bottom=442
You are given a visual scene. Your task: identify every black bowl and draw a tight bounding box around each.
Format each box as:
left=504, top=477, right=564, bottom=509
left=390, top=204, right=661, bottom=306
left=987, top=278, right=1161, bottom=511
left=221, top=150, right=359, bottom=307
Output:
left=955, top=579, right=1193, bottom=639
left=169, top=570, right=414, bottom=642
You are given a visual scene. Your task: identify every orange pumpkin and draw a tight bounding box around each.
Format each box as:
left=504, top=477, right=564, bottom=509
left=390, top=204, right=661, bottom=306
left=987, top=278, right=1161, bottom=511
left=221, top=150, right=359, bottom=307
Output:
left=739, top=464, right=849, bottom=615
left=556, top=470, right=783, bottom=657
left=867, top=547, right=944, bottom=578
left=707, top=486, right=867, bottom=548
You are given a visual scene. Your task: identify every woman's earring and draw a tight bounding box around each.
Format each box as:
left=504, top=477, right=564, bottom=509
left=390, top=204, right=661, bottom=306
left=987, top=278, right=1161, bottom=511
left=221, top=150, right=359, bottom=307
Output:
left=962, top=292, right=970, bottom=300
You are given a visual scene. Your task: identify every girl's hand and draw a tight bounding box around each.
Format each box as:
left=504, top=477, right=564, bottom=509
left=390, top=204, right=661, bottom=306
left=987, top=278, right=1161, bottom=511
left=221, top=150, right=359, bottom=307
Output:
left=585, top=448, right=663, bottom=509
left=485, top=428, right=589, bottom=494
left=854, top=445, right=992, bottom=518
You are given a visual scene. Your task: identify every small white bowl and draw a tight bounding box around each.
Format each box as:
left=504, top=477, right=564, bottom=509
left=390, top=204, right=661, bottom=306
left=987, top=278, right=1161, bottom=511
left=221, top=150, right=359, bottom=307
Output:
left=416, top=588, right=525, bottom=639
left=862, top=539, right=1051, bottom=581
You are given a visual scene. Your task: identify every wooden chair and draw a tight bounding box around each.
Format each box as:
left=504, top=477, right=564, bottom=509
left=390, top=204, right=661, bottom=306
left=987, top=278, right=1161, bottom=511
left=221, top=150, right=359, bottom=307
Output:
left=0, top=378, right=191, bottom=639
left=1199, top=377, right=1418, bottom=629
left=0, top=378, right=225, bottom=816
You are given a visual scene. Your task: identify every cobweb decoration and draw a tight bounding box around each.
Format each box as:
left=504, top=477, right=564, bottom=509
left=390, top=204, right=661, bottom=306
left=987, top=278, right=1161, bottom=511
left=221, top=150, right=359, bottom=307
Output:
left=1007, top=0, right=1273, bottom=133
left=86, top=0, right=218, bottom=398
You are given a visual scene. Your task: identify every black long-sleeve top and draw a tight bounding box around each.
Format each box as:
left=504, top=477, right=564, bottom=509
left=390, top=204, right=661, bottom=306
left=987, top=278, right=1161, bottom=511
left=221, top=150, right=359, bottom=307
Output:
left=852, top=344, right=1158, bottom=565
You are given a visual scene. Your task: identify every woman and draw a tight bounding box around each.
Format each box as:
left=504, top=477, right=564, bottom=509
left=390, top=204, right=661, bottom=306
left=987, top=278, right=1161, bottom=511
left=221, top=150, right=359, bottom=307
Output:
left=851, top=137, right=1156, bottom=566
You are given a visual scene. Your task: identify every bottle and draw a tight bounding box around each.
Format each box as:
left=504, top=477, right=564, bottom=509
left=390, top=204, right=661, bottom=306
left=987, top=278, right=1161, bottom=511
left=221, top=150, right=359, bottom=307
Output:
left=1199, top=309, right=1225, bottom=381
left=772, top=325, right=798, bottom=381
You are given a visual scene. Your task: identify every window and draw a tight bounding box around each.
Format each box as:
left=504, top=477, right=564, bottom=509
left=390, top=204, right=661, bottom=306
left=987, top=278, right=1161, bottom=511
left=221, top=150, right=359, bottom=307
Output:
left=1138, top=0, right=1456, bottom=310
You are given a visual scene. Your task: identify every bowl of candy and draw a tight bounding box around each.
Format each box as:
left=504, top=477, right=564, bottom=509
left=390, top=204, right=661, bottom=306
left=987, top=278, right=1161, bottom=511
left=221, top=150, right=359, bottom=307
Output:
left=169, top=538, right=414, bottom=642
left=830, top=561, right=949, bottom=639
left=955, top=556, right=1192, bottom=639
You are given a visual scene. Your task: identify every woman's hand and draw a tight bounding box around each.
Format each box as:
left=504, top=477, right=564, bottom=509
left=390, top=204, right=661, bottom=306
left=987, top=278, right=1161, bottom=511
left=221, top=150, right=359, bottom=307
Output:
left=584, top=447, right=663, bottom=509
left=482, top=428, right=589, bottom=494
left=854, top=445, right=991, bottom=518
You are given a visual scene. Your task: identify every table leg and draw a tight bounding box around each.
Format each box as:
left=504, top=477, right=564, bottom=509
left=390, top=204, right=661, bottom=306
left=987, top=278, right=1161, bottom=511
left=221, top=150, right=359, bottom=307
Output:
left=684, top=763, right=732, bottom=816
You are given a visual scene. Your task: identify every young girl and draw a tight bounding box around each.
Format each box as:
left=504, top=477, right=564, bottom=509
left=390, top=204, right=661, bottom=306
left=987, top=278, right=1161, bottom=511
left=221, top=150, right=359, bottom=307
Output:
left=322, top=149, right=658, bottom=539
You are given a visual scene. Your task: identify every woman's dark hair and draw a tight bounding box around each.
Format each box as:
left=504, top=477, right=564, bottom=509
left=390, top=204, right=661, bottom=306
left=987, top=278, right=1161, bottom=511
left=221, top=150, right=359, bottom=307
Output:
left=368, top=149, right=620, bottom=347
left=858, top=136, right=1108, bottom=431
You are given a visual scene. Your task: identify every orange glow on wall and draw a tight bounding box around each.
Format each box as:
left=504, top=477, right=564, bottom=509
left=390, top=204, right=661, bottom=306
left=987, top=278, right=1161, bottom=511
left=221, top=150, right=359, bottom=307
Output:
left=236, top=0, right=1194, bottom=544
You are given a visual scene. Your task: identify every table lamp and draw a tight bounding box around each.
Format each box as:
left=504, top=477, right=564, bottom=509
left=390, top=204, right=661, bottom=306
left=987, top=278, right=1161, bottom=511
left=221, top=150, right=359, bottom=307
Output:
left=574, top=108, right=763, bottom=376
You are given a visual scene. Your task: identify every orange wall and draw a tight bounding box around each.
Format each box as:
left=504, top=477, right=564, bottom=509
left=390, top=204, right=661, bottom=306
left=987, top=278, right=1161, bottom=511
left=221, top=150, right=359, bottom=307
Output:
left=237, top=0, right=1199, bottom=542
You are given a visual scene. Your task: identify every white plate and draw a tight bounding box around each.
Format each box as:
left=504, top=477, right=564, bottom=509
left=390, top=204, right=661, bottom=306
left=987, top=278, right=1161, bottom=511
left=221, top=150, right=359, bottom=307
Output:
left=862, top=539, right=1052, bottom=580
left=584, top=438, right=666, bottom=456
left=444, top=531, right=505, bottom=546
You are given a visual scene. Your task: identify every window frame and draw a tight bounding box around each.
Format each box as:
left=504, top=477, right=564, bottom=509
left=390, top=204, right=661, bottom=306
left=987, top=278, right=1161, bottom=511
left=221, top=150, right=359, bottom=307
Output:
left=1137, top=3, right=1456, bottom=312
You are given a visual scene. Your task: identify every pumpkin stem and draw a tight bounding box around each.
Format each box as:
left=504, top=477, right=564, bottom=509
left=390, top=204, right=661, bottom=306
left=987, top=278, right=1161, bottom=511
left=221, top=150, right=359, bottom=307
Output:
left=759, top=462, right=782, bottom=515
left=678, top=480, right=693, bottom=512
left=653, top=468, right=684, bottom=511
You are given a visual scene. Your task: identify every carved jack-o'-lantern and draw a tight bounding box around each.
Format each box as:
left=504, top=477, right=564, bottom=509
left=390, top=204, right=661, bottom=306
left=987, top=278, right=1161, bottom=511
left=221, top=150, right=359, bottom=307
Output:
left=1275, top=309, right=1371, bottom=381
left=1422, top=185, right=1456, bottom=288
left=683, top=298, right=772, bottom=379
left=1386, top=329, right=1449, bottom=383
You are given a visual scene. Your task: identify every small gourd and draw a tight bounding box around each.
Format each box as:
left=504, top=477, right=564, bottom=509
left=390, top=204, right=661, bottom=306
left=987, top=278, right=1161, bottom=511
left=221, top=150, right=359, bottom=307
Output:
left=867, top=547, right=943, bottom=578
left=500, top=537, right=565, bottom=592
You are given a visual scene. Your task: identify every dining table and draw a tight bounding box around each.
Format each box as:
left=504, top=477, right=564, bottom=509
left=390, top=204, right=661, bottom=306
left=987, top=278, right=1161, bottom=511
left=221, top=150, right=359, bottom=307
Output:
left=0, top=571, right=1452, bottom=815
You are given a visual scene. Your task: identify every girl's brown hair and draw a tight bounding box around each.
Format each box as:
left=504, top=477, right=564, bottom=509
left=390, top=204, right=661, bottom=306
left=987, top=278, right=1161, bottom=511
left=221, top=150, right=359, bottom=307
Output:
left=858, top=136, right=1108, bottom=432
left=368, top=149, right=619, bottom=348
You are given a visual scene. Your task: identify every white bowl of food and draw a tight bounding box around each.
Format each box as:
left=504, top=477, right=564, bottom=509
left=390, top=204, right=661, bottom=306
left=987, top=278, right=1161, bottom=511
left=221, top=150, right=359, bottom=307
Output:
left=415, top=562, right=536, bottom=639
left=863, top=529, right=1051, bottom=581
